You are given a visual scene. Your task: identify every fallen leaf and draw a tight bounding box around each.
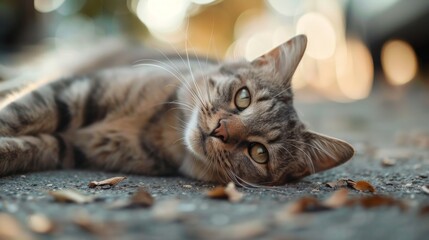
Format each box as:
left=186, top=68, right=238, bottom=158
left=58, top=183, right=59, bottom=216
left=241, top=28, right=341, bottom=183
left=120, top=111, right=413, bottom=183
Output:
left=73, top=211, right=120, bottom=236
left=323, top=189, right=349, bottom=208
left=348, top=180, right=376, bottom=193
left=28, top=214, right=56, bottom=234
left=421, top=185, right=429, bottom=195
left=419, top=204, right=429, bottom=216
left=224, top=182, right=244, bottom=203
left=346, top=195, right=407, bottom=211
left=381, top=158, right=396, bottom=167
left=151, top=199, right=181, bottom=222
left=88, top=176, right=127, bottom=188
left=188, top=220, right=268, bottom=240
left=0, top=213, right=33, bottom=240
left=325, top=179, right=350, bottom=188
left=109, top=187, right=154, bottom=209
left=206, top=186, right=228, bottom=199
left=131, top=187, right=154, bottom=207
left=286, top=196, right=331, bottom=214
left=49, top=189, right=94, bottom=204
left=206, top=182, right=244, bottom=203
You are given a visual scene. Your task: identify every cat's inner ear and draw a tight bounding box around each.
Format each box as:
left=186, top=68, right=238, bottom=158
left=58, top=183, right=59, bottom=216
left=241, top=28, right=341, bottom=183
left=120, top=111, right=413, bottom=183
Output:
left=302, top=131, right=354, bottom=174
left=251, top=35, right=307, bottom=84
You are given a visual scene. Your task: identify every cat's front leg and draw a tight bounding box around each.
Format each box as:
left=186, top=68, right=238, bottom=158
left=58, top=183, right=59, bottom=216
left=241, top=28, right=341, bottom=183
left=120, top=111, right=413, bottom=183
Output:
left=0, top=134, right=72, bottom=176
left=0, top=76, right=100, bottom=136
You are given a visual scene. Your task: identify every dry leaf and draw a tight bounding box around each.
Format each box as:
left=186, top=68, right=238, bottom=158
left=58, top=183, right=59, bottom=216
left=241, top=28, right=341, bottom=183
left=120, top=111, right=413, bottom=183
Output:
left=206, top=182, right=244, bottom=203
left=421, top=185, right=429, bottom=195
left=346, top=195, right=407, bottom=211
left=287, top=196, right=331, bottom=214
left=323, top=189, right=349, bottom=208
left=88, top=176, right=127, bottom=188
left=325, top=179, right=352, bottom=188
left=73, top=212, right=119, bottom=236
left=206, top=186, right=228, bottom=199
left=28, top=214, right=56, bottom=234
left=348, top=180, right=376, bottom=193
left=381, top=158, right=396, bottom=167
left=188, top=220, right=267, bottom=240
left=131, top=187, right=154, bottom=207
left=0, top=213, right=33, bottom=240
left=109, top=187, right=154, bottom=209
left=49, top=189, right=94, bottom=204
left=224, top=182, right=244, bottom=203
left=151, top=199, right=181, bottom=222
left=419, top=204, right=429, bottom=216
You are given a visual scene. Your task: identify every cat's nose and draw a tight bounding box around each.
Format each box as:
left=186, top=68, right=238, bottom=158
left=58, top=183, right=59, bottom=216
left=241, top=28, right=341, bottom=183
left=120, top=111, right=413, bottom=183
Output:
left=210, top=119, right=228, bottom=142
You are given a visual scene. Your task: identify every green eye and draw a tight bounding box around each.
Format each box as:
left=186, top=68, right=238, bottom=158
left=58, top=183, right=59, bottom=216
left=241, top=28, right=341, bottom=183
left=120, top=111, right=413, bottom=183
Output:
left=234, top=88, right=251, bottom=110
left=249, top=143, right=269, bottom=164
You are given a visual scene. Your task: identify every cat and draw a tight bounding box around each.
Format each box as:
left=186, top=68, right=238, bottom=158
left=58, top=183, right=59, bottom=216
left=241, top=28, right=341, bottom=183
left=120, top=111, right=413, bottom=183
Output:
left=0, top=35, right=354, bottom=186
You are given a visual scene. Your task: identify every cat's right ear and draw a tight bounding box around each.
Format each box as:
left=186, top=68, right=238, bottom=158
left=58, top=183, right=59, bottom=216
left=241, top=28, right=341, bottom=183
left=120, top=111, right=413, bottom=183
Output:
left=251, top=35, right=307, bottom=85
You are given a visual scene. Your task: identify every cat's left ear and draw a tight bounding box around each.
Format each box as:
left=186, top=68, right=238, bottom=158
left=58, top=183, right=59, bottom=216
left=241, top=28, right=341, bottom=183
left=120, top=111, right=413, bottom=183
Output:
left=303, top=131, right=354, bottom=175
left=251, top=35, right=307, bottom=85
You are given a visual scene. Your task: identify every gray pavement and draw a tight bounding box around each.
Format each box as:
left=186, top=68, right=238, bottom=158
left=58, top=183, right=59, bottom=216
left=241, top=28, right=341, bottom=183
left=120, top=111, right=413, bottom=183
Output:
left=1, top=87, right=429, bottom=240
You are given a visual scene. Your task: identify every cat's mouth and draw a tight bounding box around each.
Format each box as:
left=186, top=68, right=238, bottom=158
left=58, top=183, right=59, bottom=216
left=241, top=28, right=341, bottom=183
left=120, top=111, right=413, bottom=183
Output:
left=184, top=112, right=224, bottom=164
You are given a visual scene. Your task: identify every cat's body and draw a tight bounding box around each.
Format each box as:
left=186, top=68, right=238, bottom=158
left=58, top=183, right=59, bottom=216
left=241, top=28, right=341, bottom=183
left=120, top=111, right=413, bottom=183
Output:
left=0, top=36, right=354, bottom=186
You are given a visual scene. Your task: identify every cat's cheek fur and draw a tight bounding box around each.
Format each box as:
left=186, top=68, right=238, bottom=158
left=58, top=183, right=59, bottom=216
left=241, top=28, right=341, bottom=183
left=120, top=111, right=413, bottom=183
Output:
left=184, top=109, right=205, bottom=160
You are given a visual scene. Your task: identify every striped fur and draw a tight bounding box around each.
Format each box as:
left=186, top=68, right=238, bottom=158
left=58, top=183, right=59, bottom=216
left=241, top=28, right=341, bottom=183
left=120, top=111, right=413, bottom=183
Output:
left=0, top=35, right=354, bottom=185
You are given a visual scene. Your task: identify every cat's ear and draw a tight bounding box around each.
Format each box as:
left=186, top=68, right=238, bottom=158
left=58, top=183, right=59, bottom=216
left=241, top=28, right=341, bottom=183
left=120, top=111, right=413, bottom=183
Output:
left=302, top=131, right=354, bottom=174
left=251, top=35, right=307, bottom=84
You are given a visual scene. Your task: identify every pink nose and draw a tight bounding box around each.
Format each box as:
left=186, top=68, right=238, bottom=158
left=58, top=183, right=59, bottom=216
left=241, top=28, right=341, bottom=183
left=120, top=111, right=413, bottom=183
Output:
left=210, top=119, right=228, bottom=142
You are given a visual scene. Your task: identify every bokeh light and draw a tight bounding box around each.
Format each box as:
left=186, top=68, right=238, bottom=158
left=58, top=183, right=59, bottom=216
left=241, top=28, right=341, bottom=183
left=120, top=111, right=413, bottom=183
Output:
left=136, top=0, right=190, bottom=34
left=34, top=0, right=65, bottom=13
left=191, top=0, right=217, bottom=5
left=266, top=0, right=303, bottom=16
left=337, top=39, right=374, bottom=100
left=297, top=12, right=337, bottom=60
left=381, top=40, right=418, bottom=86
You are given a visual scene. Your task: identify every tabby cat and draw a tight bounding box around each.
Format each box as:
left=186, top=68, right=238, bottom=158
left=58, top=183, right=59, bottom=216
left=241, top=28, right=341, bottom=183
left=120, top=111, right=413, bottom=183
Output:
left=0, top=35, right=353, bottom=186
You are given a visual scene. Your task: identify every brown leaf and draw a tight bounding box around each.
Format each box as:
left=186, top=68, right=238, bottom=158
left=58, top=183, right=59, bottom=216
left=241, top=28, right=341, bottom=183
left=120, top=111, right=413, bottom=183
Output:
left=224, top=182, right=244, bottom=203
left=49, top=189, right=94, bottom=204
left=325, top=179, right=350, bottom=188
left=28, top=214, right=56, bottom=234
left=109, top=187, right=154, bottom=209
left=73, top=211, right=120, bottom=236
left=348, top=180, right=376, bottom=193
left=346, top=195, right=407, bottom=211
left=130, top=187, right=154, bottom=207
left=0, top=213, right=33, bottom=240
left=381, top=158, right=396, bottom=167
left=421, top=185, right=429, bottom=195
left=151, top=199, right=181, bottom=222
left=287, top=196, right=331, bottom=214
left=206, top=182, right=244, bottom=203
left=206, top=186, right=228, bottom=199
left=323, top=189, right=349, bottom=208
left=88, top=176, right=127, bottom=188
left=188, top=220, right=268, bottom=240
left=419, top=204, right=429, bottom=216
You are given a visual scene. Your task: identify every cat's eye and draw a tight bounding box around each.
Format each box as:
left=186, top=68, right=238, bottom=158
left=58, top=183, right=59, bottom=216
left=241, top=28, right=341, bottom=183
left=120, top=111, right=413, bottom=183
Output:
left=249, top=143, right=269, bottom=164
left=234, top=88, right=251, bottom=110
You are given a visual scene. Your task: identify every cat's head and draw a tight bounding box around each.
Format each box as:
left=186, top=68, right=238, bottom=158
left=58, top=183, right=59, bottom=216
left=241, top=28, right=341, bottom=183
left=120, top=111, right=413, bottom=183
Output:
left=180, top=35, right=354, bottom=186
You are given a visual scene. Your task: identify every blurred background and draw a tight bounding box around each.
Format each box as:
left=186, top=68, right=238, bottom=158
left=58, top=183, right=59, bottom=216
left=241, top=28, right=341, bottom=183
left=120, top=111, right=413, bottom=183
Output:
left=0, top=0, right=428, bottom=102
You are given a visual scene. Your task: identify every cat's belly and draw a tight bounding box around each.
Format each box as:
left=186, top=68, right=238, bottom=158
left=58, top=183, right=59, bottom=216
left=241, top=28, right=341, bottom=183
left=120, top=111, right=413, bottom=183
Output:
left=61, top=68, right=190, bottom=175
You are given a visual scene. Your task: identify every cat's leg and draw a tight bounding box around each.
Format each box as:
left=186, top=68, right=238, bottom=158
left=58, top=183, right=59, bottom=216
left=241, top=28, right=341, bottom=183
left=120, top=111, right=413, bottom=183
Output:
left=0, top=76, right=115, bottom=175
left=0, top=134, right=73, bottom=176
left=0, top=76, right=106, bottom=136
